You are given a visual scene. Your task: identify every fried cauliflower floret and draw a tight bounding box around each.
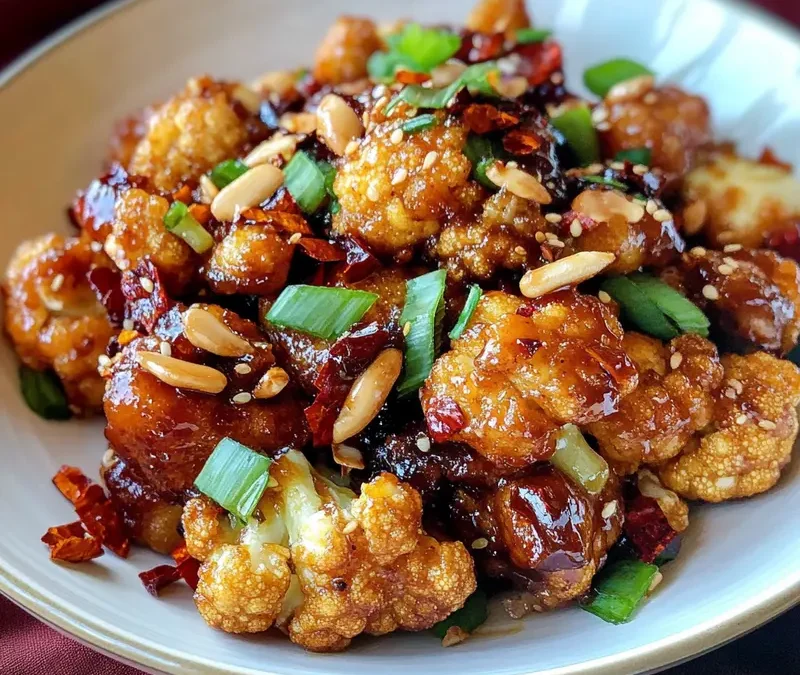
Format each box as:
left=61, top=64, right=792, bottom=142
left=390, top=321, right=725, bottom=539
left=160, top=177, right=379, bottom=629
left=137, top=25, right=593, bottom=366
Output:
left=421, top=290, right=637, bottom=468
left=465, top=0, right=531, bottom=35
left=587, top=333, right=724, bottom=474
left=659, top=352, right=800, bottom=501
left=128, top=77, right=250, bottom=191
left=3, top=234, right=116, bottom=415
left=333, top=113, right=483, bottom=259
left=182, top=450, right=475, bottom=652
left=683, top=152, right=800, bottom=247
left=105, top=188, right=197, bottom=295
left=599, top=86, right=711, bottom=178
left=313, top=17, right=382, bottom=85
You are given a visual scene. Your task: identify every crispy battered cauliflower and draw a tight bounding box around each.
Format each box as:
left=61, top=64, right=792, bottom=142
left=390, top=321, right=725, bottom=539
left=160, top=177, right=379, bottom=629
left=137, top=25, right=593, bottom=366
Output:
left=659, top=352, right=800, bottom=501
left=183, top=450, right=475, bottom=652
left=465, top=0, right=531, bottom=35
left=3, top=234, right=116, bottom=415
left=313, top=17, right=383, bottom=85
left=683, top=152, right=800, bottom=247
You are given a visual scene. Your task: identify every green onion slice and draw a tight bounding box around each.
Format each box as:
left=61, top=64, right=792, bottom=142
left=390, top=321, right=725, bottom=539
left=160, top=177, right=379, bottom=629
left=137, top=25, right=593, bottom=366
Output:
left=163, top=201, right=214, bottom=254
left=449, top=285, right=482, bottom=341
left=398, top=269, right=448, bottom=396
left=367, top=51, right=417, bottom=82
left=581, top=559, right=659, bottom=624
left=550, top=103, right=600, bottom=166
left=551, top=424, right=609, bottom=494
left=463, top=135, right=500, bottom=190
left=318, top=161, right=340, bottom=214
left=615, top=147, right=652, bottom=165
left=401, top=113, right=439, bottom=134
left=209, top=159, right=249, bottom=189
left=431, top=589, right=489, bottom=639
left=283, top=152, right=327, bottom=213
left=19, top=366, right=70, bottom=420
left=600, top=277, right=678, bottom=341
left=394, top=23, right=461, bottom=72
left=515, top=27, right=552, bottom=44
left=629, top=274, right=710, bottom=337
left=266, top=285, right=378, bottom=340
left=194, top=438, right=273, bottom=523
left=583, top=58, right=654, bottom=98
left=582, top=175, right=628, bottom=191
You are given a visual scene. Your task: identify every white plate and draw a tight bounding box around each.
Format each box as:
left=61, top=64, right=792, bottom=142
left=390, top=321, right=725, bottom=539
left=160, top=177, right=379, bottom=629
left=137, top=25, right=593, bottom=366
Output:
left=1, top=1, right=799, bottom=674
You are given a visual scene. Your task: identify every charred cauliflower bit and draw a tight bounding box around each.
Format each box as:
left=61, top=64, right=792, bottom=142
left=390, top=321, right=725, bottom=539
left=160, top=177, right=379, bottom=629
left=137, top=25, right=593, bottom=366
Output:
left=128, top=77, right=250, bottom=191
left=183, top=450, right=475, bottom=652
left=313, top=16, right=383, bottom=85
left=3, top=234, right=116, bottom=415
left=659, top=352, right=800, bottom=501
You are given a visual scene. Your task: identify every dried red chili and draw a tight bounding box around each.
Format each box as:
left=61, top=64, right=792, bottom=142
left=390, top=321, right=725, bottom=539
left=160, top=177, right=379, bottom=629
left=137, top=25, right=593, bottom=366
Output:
left=456, top=31, right=505, bottom=64
left=462, top=104, right=519, bottom=134
left=514, top=42, right=563, bottom=86
left=52, top=465, right=92, bottom=504
left=503, top=128, right=543, bottom=155
left=87, top=266, right=126, bottom=326
left=765, top=222, right=800, bottom=264
left=296, top=238, right=346, bottom=262
left=41, top=522, right=104, bottom=563
left=331, top=236, right=382, bottom=284
left=758, top=147, right=793, bottom=172
left=424, top=396, right=467, bottom=443
left=139, top=564, right=182, bottom=597
left=396, top=70, right=431, bottom=85
left=623, top=493, right=678, bottom=564
left=121, top=260, right=172, bottom=334
left=171, top=542, right=201, bottom=591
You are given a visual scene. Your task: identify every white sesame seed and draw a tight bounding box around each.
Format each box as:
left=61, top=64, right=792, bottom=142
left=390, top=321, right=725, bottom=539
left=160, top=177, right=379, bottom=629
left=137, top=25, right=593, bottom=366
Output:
left=362, top=110, right=370, bottom=127
left=736, top=414, right=748, bottom=425
left=690, top=246, right=707, bottom=257
left=632, top=164, right=648, bottom=175
left=550, top=72, right=564, bottom=85
left=367, top=183, right=380, bottom=202
left=471, top=538, right=489, bottom=550
left=422, top=150, right=438, bottom=170
left=596, top=121, right=611, bottom=132
left=544, top=213, right=562, bottom=224
left=549, top=239, right=565, bottom=248
left=723, top=244, right=743, bottom=253
left=729, top=378, right=743, bottom=394
left=569, top=220, right=583, bottom=238
left=643, top=92, right=658, bottom=105
left=724, top=387, right=737, bottom=399
left=391, top=168, right=408, bottom=185
left=506, top=160, right=519, bottom=169
left=702, top=284, right=719, bottom=300
left=718, top=264, right=734, bottom=276
left=610, top=161, right=625, bottom=171
left=374, top=95, right=389, bottom=112
left=342, top=520, right=358, bottom=535
left=232, top=392, right=253, bottom=405
left=545, top=232, right=558, bottom=241
left=416, top=435, right=431, bottom=452
left=406, top=108, right=418, bottom=118
left=403, top=321, right=412, bottom=336
left=373, top=84, right=387, bottom=98
left=90, top=241, right=103, bottom=253
left=585, top=163, right=604, bottom=174
left=514, top=245, right=527, bottom=256
left=50, top=274, right=64, bottom=292
left=601, top=501, right=617, bottom=519
left=722, top=257, right=739, bottom=269
left=390, top=128, right=404, bottom=145
left=140, top=276, right=154, bottom=293
left=345, top=140, right=359, bottom=156
left=652, top=208, right=672, bottom=222
left=598, top=290, right=612, bottom=304
left=159, top=341, right=172, bottom=357
left=758, top=419, right=777, bottom=431
left=122, top=319, right=134, bottom=331
left=288, top=232, right=302, bottom=245
left=234, top=363, right=252, bottom=375
left=648, top=571, right=663, bottom=593
left=670, top=352, right=683, bottom=369
left=646, top=199, right=659, bottom=215
left=98, top=354, right=111, bottom=367
left=591, top=106, right=608, bottom=124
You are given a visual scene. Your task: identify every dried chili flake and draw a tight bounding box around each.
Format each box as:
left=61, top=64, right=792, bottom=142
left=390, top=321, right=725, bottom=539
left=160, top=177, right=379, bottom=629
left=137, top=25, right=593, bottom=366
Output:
left=171, top=184, right=193, bottom=205
left=766, top=222, right=800, bottom=264
left=514, top=42, right=563, bottom=86
left=503, top=128, right=543, bottom=155
left=456, top=31, right=505, bottom=64
left=41, top=522, right=104, bottom=563
left=623, top=493, right=678, bottom=564
left=424, top=396, right=467, bottom=443
left=396, top=70, right=431, bottom=85
left=52, top=465, right=92, bottom=504
left=171, top=542, right=201, bottom=591
left=296, top=238, right=346, bottom=262
left=560, top=210, right=599, bottom=236
left=139, top=564, right=182, bottom=597
left=121, top=259, right=172, bottom=334
left=240, top=207, right=315, bottom=236
left=87, top=266, right=125, bottom=326
left=332, top=236, right=382, bottom=284
left=758, top=148, right=793, bottom=172
left=462, top=104, right=519, bottom=134
left=262, top=186, right=304, bottom=215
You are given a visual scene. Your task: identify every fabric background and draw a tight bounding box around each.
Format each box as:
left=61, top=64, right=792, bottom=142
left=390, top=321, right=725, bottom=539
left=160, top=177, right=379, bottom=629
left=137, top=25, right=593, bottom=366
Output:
left=0, top=1, right=798, bottom=673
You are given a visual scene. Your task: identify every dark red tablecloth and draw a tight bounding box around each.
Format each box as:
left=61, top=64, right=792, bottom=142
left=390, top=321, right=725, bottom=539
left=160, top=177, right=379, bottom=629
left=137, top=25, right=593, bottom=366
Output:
left=1, top=1, right=799, bottom=674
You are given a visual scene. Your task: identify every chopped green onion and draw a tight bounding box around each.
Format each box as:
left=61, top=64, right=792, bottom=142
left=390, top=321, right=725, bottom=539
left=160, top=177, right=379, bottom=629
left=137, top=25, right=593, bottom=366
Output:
left=449, top=285, right=482, bottom=340
left=582, top=175, right=628, bottom=191
left=368, top=23, right=461, bottom=81
left=550, top=103, right=600, bottom=166
left=19, top=366, right=70, bottom=420
left=515, top=27, right=552, bottom=44
left=615, top=148, right=652, bottom=165
left=283, top=152, right=327, bottom=213
left=600, top=277, right=679, bottom=341
left=629, top=274, right=710, bottom=337
left=194, top=438, right=273, bottom=523
left=367, top=51, right=417, bottom=82
left=581, top=559, right=659, bottom=624
left=401, top=114, right=439, bottom=134
left=398, top=269, right=448, bottom=396
left=163, top=201, right=214, bottom=254
left=551, top=424, right=609, bottom=495
left=266, top=285, right=378, bottom=340
left=318, top=160, right=340, bottom=214
left=463, top=135, right=500, bottom=190
left=431, top=589, right=489, bottom=639
left=209, top=159, right=249, bottom=189
left=583, top=58, right=654, bottom=98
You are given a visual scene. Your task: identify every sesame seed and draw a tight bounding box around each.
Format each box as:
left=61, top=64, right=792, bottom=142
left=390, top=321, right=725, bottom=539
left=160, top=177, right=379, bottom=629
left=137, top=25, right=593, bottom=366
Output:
left=723, top=244, right=743, bottom=253
left=90, top=241, right=103, bottom=253
left=374, top=96, right=389, bottom=112
left=646, top=199, right=659, bottom=215
left=50, top=274, right=64, bottom=292
left=601, top=501, right=617, bottom=518
left=598, top=290, right=612, bottom=304
left=643, top=92, right=658, bottom=105
left=367, top=183, right=380, bottom=202
left=422, top=150, right=438, bottom=170
left=632, top=164, right=648, bottom=175
left=362, top=111, right=370, bottom=127
left=391, top=168, right=408, bottom=185
left=648, top=571, right=663, bottom=593
left=344, top=140, right=359, bottom=156
left=690, top=246, right=707, bottom=257
left=758, top=419, right=777, bottom=430
left=471, top=538, right=489, bottom=550
left=535, top=231, right=547, bottom=243
left=718, top=264, right=734, bottom=275
left=736, top=414, right=748, bottom=425
left=234, top=363, right=252, bottom=375
left=390, top=128, right=403, bottom=145
left=159, top=341, right=172, bottom=357
left=545, top=232, right=558, bottom=240
left=403, top=321, right=412, bottom=336
left=585, top=163, right=604, bottom=174
left=544, top=213, right=562, bottom=224
left=724, top=387, right=737, bottom=399
left=98, top=354, right=111, bottom=367
left=406, top=108, right=418, bottom=118
left=652, top=208, right=672, bottom=222
left=514, top=245, right=527, bottom=256
left=140, top=276, right=154, bottom=293
left=416, top=435, right=431, bottom=452
left=549, top=239, right=565, bottom=248
left=609, top=161, right=625, bottom=171
left=591, top=106, right=609, bottom=124
left=702, top=284, right=719, bottom=300
left=506, top=160, right=519, bottom=169
left=122, top=319, right=134, bottom=331
left=342, top=520, right=358, bottom=535
left=596, top=121, right=611, bottom=132
left=569, top=220, right=583, bottom=238
left=729, top=378, right=743, bottom=394
left=550, top=72, right=564, bottom=85
left=670, top=352, right=683, bottom=369
left=288, top=232, right=302, bottom=245
left=722, top=256, right=739, bottom=269
left=232, top=392, right=253, bottom=405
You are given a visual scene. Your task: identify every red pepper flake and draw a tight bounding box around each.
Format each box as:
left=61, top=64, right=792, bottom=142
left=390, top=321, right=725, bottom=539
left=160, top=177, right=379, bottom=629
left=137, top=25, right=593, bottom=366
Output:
left=503, top=128, right=543, bottom=155
left=171, top=185, right=193, bottom=205
left=240, top=207, right=315, bottom=236
left=514, top=41, right=563, bottom=86
left=171, top=542, right=201, bottom=591
left=52, top=466, right=92, bottom=504
left=331, top=236, right=382, bottom=284
left=456, top=31, right=505, bottom=64
left=623, top=493, right=678, bottom=564
left=758, top=147, right=793, bottom=172
left=396, top=70, right=431, bottom=85
left=462, top=104, right=519, bottom=134
left=560, top=210, right=599, bottom=236
left=296, top=238, right=346, bottom=262
left=139, top=564, right=182, bottom=597
left=121, top=259, right=172, bottom=334
left=41, top=522, right=104, bottom=563
left=765, top=222, right=800, bottom=263
left=87, top=266, right=126, bottom=326
left=262, top=186, right=304, bottom=215
left=424, top=396, right=467, bottom=443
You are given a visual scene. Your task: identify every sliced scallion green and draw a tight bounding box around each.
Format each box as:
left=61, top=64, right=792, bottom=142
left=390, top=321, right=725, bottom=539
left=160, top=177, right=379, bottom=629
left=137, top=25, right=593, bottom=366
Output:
left=318, top=161, right=340, bottom=214
left=209, top=159, right=249, bottom=189
left=463, top=135, right=500, bottom=190
left=367, top=51, right=416, bottom=82
left=551, top=424, right=609, bottom=494
left=629, top=274, right=710, bottom=337
left=431, top=589, right=489, bottom=639
left=283, top=152, right=327, bottom=213
left=615, top=148, right=652, bottom=165
left=600, top=277, right=679, bottom=341
left=583, top=58, right=654, bottom=98
left=449, top=285, right=482, bottom=341
left=401, top=114, right=439, bottom=134
left=394, top=23, right=461, bottom=73
left=581, top=559, right=659, bottom=624
left=515, top=27, right=552, bottom=44
left=19, top=366, right=70, bottom=420
left=582, top=175, right=628, bottom=191
left=266, top=285, right=378, bottom=340
left=550, top=103, right=600, bottom=166
left=163, top=201, right=214, bottom=254
left=194, top=438, right=273, bottom=523
left=398, top=269, right=448, bottom=396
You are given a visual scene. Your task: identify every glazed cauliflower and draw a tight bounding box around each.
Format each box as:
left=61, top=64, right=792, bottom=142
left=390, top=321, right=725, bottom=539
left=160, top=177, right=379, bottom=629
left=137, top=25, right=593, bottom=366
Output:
left=183, top=450, right=476, bottom=652
left=465, top=0, right=531, bottom=34
left=659, top=351, right=800, bottom=501
left=313, top=16, right=383, bottom=85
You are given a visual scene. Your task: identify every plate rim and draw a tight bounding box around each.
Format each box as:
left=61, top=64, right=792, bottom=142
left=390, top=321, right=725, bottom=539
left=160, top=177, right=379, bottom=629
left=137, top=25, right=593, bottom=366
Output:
left=1, top=0, right=799, bottom=673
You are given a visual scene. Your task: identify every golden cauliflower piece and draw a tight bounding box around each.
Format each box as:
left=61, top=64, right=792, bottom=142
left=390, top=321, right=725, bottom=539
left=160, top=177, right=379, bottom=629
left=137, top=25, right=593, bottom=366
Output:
left=421, top=290, right=637, bottom=468
left=333, top=111, right=482, bottom=259
left=182, top=450, right=475, bottom=652
left=587, top=333, right=723, bottom=474
left=313, top=16, right=382, bottom=85
left=465, top=0, right=531, bottom=35
left=128, top=77, right=250, bottom=191
left=683, top=152, right=800, bottom=247
left=3, top=234, right=116, bottom=415
left=659, top=352, right=800, bottom=501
